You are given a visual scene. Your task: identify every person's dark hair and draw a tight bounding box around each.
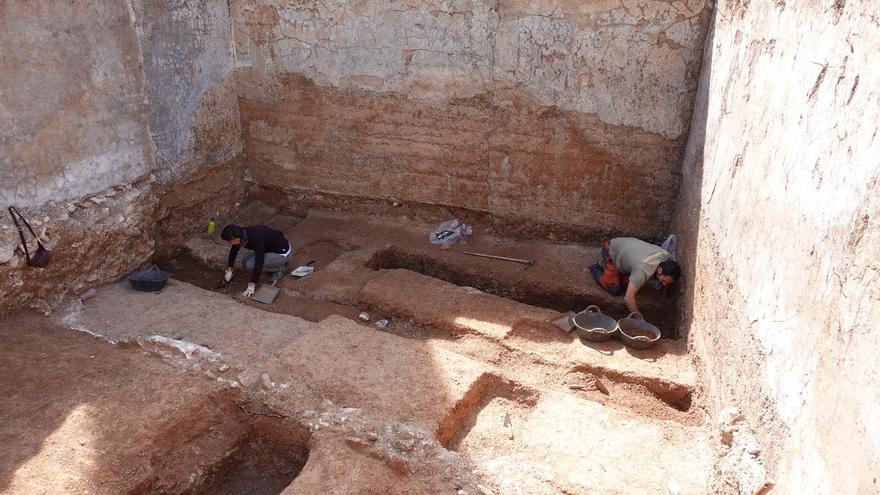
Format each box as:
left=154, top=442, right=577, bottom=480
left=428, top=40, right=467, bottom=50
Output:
left=221, top=224, right=243, bottom=241
left=658, top=260, right=682, bottom=280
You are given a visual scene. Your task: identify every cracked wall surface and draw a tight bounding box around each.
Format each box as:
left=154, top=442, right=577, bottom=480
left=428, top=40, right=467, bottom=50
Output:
left=0, top=1, right=245, bottom=315
left=674, top=1, right=880, bottom=493
left=231, top=0, right=710, bottom=238
left=0, top=1, right=155, bottom=207
left=131, top=0, right=242, bottom=184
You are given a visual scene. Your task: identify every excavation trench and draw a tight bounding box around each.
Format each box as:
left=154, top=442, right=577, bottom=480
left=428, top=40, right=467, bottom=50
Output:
left=141, top=404, right=310, bottom=495
left=366, top=248, right=678, bottom=334
left=437, top=374, right=541, bottom=449
left=366, top=248, right=588, bottom=313
left=154, top=240, right=366, bottom=323
left=155, top=244, right=694, bottom=423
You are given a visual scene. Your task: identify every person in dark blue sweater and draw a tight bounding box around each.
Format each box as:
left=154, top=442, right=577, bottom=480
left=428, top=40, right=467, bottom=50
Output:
left=221, top=224, right=292, bottom=298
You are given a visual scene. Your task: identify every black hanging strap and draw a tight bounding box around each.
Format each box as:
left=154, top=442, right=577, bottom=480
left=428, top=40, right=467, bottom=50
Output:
left=8, top=206, right=45, bottom=261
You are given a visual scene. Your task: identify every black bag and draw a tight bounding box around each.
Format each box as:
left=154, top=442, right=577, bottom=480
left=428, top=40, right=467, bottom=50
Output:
left=8, top=206, right=51, bottom=268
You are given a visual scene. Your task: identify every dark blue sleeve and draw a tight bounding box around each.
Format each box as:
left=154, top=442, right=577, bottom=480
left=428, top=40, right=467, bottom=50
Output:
left=227, top=245, right=240, bottom=268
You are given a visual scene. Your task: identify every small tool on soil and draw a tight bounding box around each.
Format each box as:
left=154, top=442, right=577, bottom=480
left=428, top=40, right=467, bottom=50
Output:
left=251, top=279, right=281, bottom=304
left=461, top=251, right=534, bottom=265
left=234, top=400, right=287, bottom=419
left=291, top=260, right=316, bottom=277
left=550, top=311, right=576, bottom=333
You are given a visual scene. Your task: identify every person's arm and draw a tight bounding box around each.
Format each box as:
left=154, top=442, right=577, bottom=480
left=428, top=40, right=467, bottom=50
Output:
left=227, top=244, right=240, bottom=268
left=624, top=280, right=641, bottom=314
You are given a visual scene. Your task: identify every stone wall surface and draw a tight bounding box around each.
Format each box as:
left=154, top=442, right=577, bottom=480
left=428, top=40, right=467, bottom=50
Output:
left=0, top=0, right=155, bottom=207
left=131, top=0, right=242, bottom=183
left=0, top=180, right=158, bottom=316
left=231, top=0, right=710, bottom=238
left=673, top=1, right=880, bottom=493
left=0, top=1, right=244, bottom=315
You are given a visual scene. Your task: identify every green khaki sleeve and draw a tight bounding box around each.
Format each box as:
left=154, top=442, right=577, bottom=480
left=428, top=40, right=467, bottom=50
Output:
left=629, top=268, right=648, bottom=290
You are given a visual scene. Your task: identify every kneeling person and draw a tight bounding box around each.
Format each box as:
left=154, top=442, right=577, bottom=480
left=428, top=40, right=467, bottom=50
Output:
left=592, top=237, right=681, bottom=314
left=222, top=224, right=292, bottom=297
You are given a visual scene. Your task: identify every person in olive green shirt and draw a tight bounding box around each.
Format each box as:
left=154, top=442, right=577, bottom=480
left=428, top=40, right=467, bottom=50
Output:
left=593, top=237, right=682, bottom=314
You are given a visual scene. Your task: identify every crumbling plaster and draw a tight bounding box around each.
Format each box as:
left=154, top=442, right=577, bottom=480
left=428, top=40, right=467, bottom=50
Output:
left=232, top=0, right=707, bottom=139
left=0, top=1, right=155, bottom=207
left=132, top=0, right=242, bottom=183
left=0, top=0, right=244, bottom=315
left=231, top=0, right=711, bottom=238
left=674, top=1, right=880, bottom=493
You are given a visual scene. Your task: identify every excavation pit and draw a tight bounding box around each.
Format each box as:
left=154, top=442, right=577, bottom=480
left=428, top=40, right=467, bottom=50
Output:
left=4, top=0, right=871, bottom=489
left=185, top=418, right=310, bottom=495
left=138, top=402, right=312, bottom=495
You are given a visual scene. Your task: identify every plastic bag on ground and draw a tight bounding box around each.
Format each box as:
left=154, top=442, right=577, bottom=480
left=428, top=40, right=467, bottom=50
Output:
left=429, top=219, right=472, bottom=248
left=660, top=234, right=678, bottom=262
left=648, top=234, right=678, bottom=290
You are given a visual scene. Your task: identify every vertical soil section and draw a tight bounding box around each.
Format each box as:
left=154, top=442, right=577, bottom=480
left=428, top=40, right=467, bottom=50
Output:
left=193, top=419, right=310, bottom=495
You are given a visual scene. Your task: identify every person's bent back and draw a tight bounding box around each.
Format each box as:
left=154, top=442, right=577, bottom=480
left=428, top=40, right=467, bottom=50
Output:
left=221, top=224, right=292, bottom=298
left=592, top=237, right=681, bottom=314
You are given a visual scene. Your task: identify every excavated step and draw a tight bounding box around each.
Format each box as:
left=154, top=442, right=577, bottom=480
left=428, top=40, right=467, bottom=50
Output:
left=362, top=268, right=697, bottom=392
left=362, top=268, right=560, bottom=339
left=57, top=279, right=315, bottom=367
left=261, top=315, right=491, bottom=430
left=442, top=381, right=712, bottom=494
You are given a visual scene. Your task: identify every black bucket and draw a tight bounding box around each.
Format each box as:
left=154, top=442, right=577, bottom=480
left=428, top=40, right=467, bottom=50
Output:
left=127, top=265, right=171, bottom=292
left=572, top=305, right=618, bottom=342
left=616, top=312, right=661, bottom=349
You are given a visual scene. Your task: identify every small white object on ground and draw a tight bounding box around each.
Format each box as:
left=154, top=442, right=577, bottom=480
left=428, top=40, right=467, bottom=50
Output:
left=291, top=265, right=315, bottom=277
left=80, top=288, right=98, bottom=302
left=147, top=335, right=219, bottom=360
left=260, top=372, right=272, bottom=390
left=550, top=311, right=575, bottom=333
left=374, top=319, right=390, bottom=329
left=358, top=312, right=371, bottom=322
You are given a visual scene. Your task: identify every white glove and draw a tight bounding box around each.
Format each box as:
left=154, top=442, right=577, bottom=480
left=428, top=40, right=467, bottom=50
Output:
left=243, top=283, right=255, bottom=298
left=224, top=267, right=233, bottom=282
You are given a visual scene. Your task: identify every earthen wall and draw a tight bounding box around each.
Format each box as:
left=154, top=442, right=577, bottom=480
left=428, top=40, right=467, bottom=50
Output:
left=231, top=0, right=711, bottom=238
left=673, top=1, right=880, bottom=492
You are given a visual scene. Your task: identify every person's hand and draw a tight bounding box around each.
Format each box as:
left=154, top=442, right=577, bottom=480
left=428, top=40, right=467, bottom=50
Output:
left=224, top=267, right=234, bottom=282
left=242, top=283, right=255, bottom=298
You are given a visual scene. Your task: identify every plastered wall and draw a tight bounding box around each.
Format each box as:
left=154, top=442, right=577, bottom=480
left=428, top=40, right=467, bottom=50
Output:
left=674, top=1, right=880, bottom=492
left=231, top=0, right=711, bottom=238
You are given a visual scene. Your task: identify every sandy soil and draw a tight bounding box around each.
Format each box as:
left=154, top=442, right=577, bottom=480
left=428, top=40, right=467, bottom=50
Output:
left=3, top=207, right=712, bottom=494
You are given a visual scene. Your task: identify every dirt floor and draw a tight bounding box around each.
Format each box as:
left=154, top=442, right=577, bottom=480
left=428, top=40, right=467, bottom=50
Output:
left=1, top=205, right=711, bottom=494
